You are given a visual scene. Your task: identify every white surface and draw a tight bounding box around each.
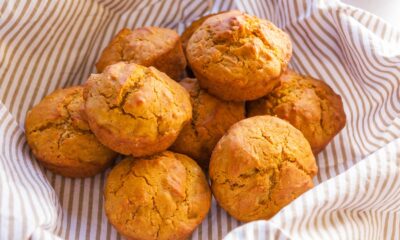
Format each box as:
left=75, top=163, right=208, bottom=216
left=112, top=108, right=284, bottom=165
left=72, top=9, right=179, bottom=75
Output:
left=343, top=0, right=400, bottom=29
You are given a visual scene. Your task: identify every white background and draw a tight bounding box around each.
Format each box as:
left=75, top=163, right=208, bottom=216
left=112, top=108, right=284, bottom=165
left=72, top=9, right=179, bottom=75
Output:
left=343, top=0, right=400, bottom=29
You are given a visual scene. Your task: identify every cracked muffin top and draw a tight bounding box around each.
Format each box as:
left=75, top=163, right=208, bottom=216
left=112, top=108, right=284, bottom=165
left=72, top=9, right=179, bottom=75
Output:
left=247, top=70, right=346, bottom=154
left=209, top=116, right=317, bottom=222
left=186, top=10, right=292, bottom=101
left=84, top=62, right=192, bottom=157
left=104, top=151, right=211, bottom=240
left=180, top=13, right=220, bottom=51
left=170, top=78, right=245, bottom=169
left=25, top=86, right=117, bottom=178
left=96, top=27, right=186, bottom=80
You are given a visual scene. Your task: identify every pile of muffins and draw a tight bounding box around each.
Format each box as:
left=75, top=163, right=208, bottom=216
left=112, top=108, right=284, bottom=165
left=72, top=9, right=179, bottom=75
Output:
left=25, top=10, right=346, bottom=240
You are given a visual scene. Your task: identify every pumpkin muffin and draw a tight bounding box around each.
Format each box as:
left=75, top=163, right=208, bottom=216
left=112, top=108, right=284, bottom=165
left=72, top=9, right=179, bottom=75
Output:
left=96, top=27, right=186, bottom=80
left=209, top=116, right=318, bottom=222
left=170, top=78, right=245, bottom=169
left=83, top=62, right=192, bottom=157
left=25, top=86, right=117, bottom=178
left=186, top=10, right=292, bottom=101
left=247, top=70, right=346, bottom=154
left=104, top=151, right=211, bottom=240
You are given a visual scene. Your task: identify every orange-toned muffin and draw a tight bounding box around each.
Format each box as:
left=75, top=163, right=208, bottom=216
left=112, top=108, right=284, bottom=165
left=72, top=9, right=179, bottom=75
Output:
left=209, top=116, right=318, bottom=222
left=170, top=78, right=245, bottom=169
left=96, top=27, right=186, bottom=80
left=181, top=13, right=220, bottom=51
left=186, top=10, right=292, bottom=101
left=84, top=62, right=192, bottom=157
left=25, top=86, right=117, bottom=178
left=104, top=151, right=211, bottom=240
left=247, top=70, right=346, bottom=154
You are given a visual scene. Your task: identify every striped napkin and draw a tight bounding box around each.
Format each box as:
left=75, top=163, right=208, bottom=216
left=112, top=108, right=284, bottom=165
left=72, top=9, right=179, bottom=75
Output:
left=0, top=0, right=399, bottom=239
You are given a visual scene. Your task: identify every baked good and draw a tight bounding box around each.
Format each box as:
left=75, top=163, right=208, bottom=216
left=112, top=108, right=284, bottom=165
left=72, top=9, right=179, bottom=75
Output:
left=181, top=13, right=219, bottom=51
left=25, top=86, right=117, bottom=178
left=104, top=151, right=211, bottom=240
left=186, top=10, right=292, bottom=101
left=247, top=70, right=346, bottom=154
left=96, top=27, right=186, bottom=80
left=170, top=78, right=245, bottom=169
left=83, top=62, right=192, bottom=157
left=209, top=116, right=317, bottom=222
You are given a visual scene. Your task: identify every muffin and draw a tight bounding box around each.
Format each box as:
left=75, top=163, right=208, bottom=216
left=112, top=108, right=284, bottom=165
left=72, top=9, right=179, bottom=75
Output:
left=186, top=10, right=292, bottom=101
left=247, top=70, right=346, bottom=154
left=170, top=78, right=245, bottom=169
left=181, top=13, right=220, bottom=51
left=209, top=116, right=318, bottom=222
left=104, top=151, right=211, bottom=240
left=83, top=62, right=192, bottom=157
left=96, top=27, right=186, bottom=80
left=25, top=86, right=117, bottom=178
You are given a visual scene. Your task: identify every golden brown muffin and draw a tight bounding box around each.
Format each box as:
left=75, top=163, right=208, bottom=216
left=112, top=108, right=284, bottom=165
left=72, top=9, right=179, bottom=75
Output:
left=186, top=10, right=292, bottom=101
left=170, top=78, right=245, bottom=169
left=104, top=151, right=211, bottom=240
left=25, top=86, right=117, bottom=178
left=209, top=116, right=318, bottom=222
left=247, top=70, right=346, bottom=154
left=181, top=13, right=220, bottom=51
left=84, top=62, right=192, bottom=157
left=96, top=27, right=186, bottom=80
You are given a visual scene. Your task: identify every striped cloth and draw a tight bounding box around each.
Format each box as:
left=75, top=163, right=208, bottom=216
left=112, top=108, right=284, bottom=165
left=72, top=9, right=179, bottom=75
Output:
left=0, top=0, right=399, bottom=239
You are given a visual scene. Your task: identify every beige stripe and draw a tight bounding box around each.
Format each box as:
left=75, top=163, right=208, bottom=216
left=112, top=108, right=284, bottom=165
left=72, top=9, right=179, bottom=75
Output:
left=354, top=13, right=399, bottom=118
left=0, top=0, right=9, bottom=16
left=329, top=9, right=384, bottom=152
left=52, top=2, right=101, bottom=88
left=13, top=132, right=31, bottom=236
left=6, top=118, right=53, bottom=237
left=95, top=172, right=107, bottom=240
left=150, top=0, right=168, bottom=26
left=9, top=125, right=46, bottom=237
left=59, top=0, right=106, bottom=88
left=73, top=180, right=85, bottom=240
left=0, top=0, right=38, bottom=98
left=216, top=204, right=222, bottom=239
left=2, top=0, right=65, bottom=118
left=120, top=1, right=146, bottom=28
left=207, top=199, right=213, bottom=240
left=165, top=0, right=186, bottom=29
left=1, top=119, right=18, bottom=239
left=344, top=13, right=398, bottom=142
left=215, top=0, right=225, bottom=13
left=381, top=168, right=399, bottom=239
left=261, top=0, right=273, bottom=21
left=0, top=0, right=26, bottom=35
left=64, top=179, right=76, bottom=240
left=72, top=0, right=134, bottom=87
left=84, top=177, right=95, bottom=239
left=15, top=2, right=83, bottom=122
left=57, top=174, right=68, bottom=237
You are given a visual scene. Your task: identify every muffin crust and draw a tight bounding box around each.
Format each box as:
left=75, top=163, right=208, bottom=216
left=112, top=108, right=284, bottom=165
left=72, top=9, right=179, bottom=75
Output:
left=209, top=116, right=317, bottom=222
left=247, top=70, right=346, bottom=154
left=96, top=27, right=186, bottom=80
left=104, top=151, right=211, bottom=240
left=84, top=62, right=192, bottom=157
left=25, top=86, right=117, bottom=178
left=171, top=78, right=245, bottom=169
left=186, top=11, right=292, bottom=101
